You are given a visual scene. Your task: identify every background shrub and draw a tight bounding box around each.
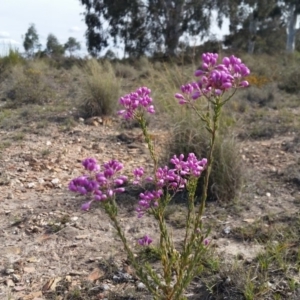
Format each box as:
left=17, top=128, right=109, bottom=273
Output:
left=81, top=59, right=121, bottom=117
left=163, top=111, right=244, bottom=202
left=278, top=67, right=300, bottom=94
left=6, top=63, right=54, bottom=107
left=0, top=48, right=24, bottom=68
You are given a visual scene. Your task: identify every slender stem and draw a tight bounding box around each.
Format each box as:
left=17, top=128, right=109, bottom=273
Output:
left=138, top=115, right=158, bottom=174
left=195, top=101, right=220, bottom=229
left=108, top=211, right=161, bottom=298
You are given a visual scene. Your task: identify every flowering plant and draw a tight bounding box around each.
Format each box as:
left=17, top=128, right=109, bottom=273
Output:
left=69, top=53, right=250, bottom=299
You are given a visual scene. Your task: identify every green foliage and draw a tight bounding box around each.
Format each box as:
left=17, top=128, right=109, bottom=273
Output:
left=244, top=84, right=275, bottom=106
left=81, top=59, right=121, bottom=117
left=6, top=64, right=54, bottom=107
left=278, top=67, right=300, bottom=94
left=23, top=23, right=40, bottom=56
left=80, top=0, right=214, bottom=57
left=0, top=47, right=23, bottom=67
left=114, top=62, right=138, bottom=80
left=64, top=37, right=81, bottom=56
left=46, top=33, right=65, bottom=57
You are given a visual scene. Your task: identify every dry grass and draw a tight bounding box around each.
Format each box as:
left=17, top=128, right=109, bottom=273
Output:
left=4, top=63, right=54, bottom=107
left=159, top=107, right=245, bottom=202
left=80, top=59, right=121, bottom=117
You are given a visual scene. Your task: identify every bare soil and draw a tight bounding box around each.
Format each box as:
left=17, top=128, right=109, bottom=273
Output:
left=0, top=114, right=299, bottom=300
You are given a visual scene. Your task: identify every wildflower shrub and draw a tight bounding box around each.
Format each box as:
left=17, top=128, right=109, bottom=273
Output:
left=69, top=53, right=250, bottom=299
left=6, top=64, right=54, bottom=107
left=81, top=59, right=120, bottom=117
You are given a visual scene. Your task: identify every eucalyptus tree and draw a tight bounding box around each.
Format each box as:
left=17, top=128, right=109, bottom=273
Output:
left=218, top=0, right=300, bottom=53
left=216, top=0, right=285, bottom=53
left=46, top=34, right=65, bottom=57
left=23, top=24, right=40, bottom=56
left=65, top=37, right=81, bottom=56
left=79, top=0, right=215, bottom=57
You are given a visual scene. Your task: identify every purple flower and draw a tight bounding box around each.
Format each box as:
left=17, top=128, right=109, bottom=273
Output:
left=138, top=235, right=153, bottom=246
left=201, top=52, right=219, bottom=69
left=69, top=159, right=127, bottom=210
left=137, top=190, right=162, bottom=218
left=133, top=167, right=144, bottom=185
left=176, top=52, right=250, bottom=103
left=169, top=153, right=207, bottom=180
left=82, top=158, right=100, bottom=172
left=69, top=176, right=89, bottom=194
left=204, top=239, right=210, bottom=246
left=118, top=87, right=155, bottom=120
left=81, top=201, right=92, bottom=211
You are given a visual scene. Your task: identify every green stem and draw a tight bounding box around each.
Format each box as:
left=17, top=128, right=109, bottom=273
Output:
left=138, top=115, right=158, bottom=174
left=108, top=210, right=160, bottom=298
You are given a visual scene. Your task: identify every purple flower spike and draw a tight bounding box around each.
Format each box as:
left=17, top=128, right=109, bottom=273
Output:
left=175, top=52, right=250, bottom=102
left=118, top=87, right=155, bottom=120
left=138, top=235, right=153, bottom=246
left=69, top=158, right=127, bottom=210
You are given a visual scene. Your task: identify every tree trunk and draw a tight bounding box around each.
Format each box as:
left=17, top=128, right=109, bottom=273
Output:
left=164, top=0, right=184, bottom=56
left=248, top=13, right=258, bottom=54
left=286, top=3, right=298, bottom=53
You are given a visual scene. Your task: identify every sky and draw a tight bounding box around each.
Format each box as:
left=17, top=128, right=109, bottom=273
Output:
left=0, top=0, right=229, bottom=57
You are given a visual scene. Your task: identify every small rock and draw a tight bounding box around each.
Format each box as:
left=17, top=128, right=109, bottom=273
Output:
left=137, top=282, right=146, bottom=290
left=51, top=178, right=60, bottom=185
left=5, top=279, right=15, bottom=287
left=38, top=178, right=45, bottom=184
left=79, top=117, right=85, bottom=123
left=27, top=182, right=35, bottom=188
left=101, top=284, right=110, bottom=291
left=5, top=268, right=15, bottom=275
left=113, top=275, right=121, bottom=282
left=46, top=141, right=52, bottom=146
left=224, top=277, right=231, bottom=284
left=71, top=216, right=79, bottom=222
left=243, top=218, right=255, bottom=223
left=266, top=192, right=271, bottom=197
left=11, top=274, right=21, bottom=282
left=245, top=258, right=253, bottom=264
left=24, top=266, right=35, bottom=273
left=223, top=227, right=231, bottom=234
left=75, top=235, right=89, bottom=240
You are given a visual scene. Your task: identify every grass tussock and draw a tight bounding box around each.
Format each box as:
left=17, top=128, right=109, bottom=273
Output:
left=5, top=63, right=54, bottom=107
left=139, top=62, right=195, bottom=114
left=80, top=59, right=121, bottom=118
left=0, top=47, right=24, bottom=69
left=162, top=109, right=244, bottom=202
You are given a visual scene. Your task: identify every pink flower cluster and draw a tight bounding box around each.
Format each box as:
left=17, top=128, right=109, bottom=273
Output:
left=138, top=235, right=153, bottom=246
left=69, top=158, right=127, bottom=210
left=135, top=153, right=207, bottom=218
left=118, top=87, right=155, bottom=120
left=175, top=53, right=250, bottom=103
